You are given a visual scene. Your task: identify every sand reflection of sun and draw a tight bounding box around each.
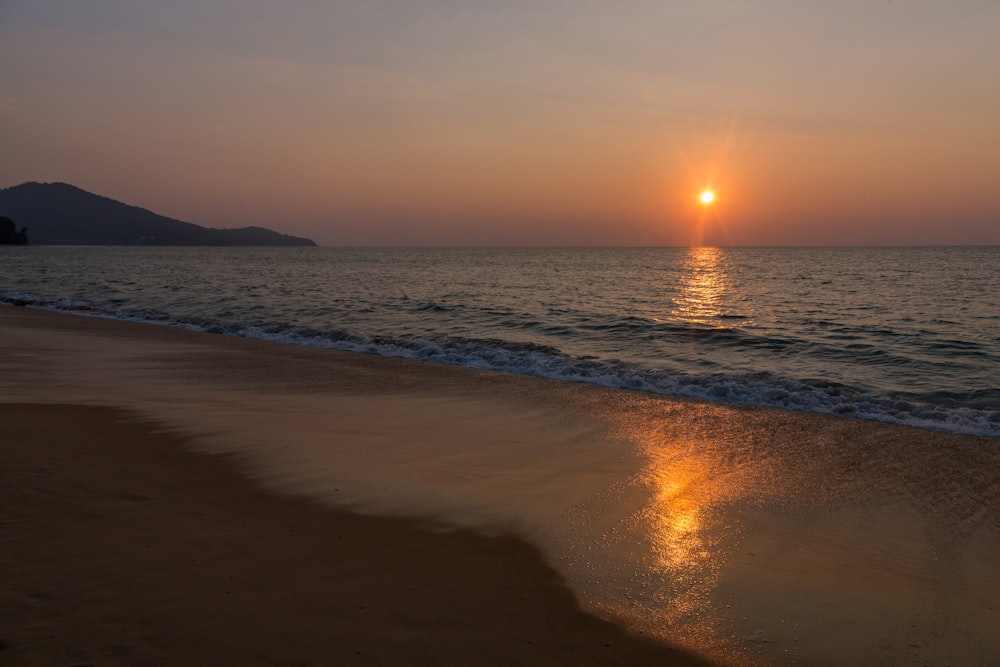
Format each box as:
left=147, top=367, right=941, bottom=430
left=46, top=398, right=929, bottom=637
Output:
left=604, top=411, right=746, bottom=635
left=649, top=469, right=707, bottom=572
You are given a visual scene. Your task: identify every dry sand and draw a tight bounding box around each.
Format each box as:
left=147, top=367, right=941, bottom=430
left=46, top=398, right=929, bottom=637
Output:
left=2, top=304, right=999, bottom=666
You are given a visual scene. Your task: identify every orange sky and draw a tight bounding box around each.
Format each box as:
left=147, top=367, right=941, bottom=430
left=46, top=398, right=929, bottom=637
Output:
left=1, top=1, right=998, bottom=245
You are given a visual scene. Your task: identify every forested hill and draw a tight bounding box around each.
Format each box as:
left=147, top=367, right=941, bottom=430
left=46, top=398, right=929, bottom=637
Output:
left=0, top=182, right=317, bottom=246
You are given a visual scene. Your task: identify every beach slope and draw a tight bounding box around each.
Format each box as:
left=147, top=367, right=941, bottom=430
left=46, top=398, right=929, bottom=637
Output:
left=1, top=402, right=708, bottom=666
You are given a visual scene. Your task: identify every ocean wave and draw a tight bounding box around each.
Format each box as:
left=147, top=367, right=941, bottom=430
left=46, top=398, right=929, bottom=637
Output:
left=4, top=292, right=998, bottom=438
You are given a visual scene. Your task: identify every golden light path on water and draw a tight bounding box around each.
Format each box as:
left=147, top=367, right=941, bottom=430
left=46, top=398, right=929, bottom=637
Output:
left=671, top=246, right=730, bottom=325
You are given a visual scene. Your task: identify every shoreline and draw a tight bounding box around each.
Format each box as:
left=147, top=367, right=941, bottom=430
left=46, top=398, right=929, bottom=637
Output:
left=3, top=293, right=993, bottom=439
left=2, top=304, right=999, bottom=665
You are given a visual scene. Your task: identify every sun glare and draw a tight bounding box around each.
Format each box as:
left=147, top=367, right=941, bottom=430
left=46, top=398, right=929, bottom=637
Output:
left=700, top=190, right=715, bottom=205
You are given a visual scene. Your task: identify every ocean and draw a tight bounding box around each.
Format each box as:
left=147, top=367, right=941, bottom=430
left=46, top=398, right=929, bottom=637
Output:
left=1, top=245, right=998, bottom=436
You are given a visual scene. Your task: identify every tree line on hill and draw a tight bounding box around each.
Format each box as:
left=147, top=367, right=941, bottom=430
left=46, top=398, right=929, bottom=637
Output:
left=0, top=216, right=28, bottom=244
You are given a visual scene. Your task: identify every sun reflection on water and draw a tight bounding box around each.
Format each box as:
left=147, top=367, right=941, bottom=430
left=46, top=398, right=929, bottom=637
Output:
left=671, top=246, right=731, bottom=326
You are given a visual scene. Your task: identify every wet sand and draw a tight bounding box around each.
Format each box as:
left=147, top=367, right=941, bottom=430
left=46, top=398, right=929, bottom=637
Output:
left=2, top=304, right=999, bottom=665
left=1, top=403, right=707, bottom=666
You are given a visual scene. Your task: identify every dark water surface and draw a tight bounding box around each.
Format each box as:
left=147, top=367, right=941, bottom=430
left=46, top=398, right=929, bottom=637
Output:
left=2, top=246, right=997, bottom=435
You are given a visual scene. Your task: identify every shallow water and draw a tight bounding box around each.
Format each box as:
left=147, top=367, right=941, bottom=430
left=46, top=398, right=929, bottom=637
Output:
left=2, top=246, right=997, bottom=435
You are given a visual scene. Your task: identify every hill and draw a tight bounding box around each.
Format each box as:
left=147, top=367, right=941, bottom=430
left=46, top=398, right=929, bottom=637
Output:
left=0, top=182, right=317, bottom=246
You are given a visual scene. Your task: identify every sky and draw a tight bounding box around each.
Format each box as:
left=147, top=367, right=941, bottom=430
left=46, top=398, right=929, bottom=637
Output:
left=1, top=1, right=999, bottom=246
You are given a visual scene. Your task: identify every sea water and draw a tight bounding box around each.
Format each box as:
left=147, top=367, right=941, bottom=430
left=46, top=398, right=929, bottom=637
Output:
left=1, top=245, right=997, bottom=436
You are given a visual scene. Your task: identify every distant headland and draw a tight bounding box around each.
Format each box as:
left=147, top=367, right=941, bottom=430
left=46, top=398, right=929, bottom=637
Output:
left=0, top=182, right=316, bottom=246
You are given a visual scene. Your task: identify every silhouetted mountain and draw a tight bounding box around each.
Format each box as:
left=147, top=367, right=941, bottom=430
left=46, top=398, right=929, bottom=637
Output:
left=0, top=182, right=317, bottom=246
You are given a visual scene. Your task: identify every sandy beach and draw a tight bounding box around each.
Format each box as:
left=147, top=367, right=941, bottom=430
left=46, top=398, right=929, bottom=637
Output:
left=1, top=402, right=711, bottom=666
left=2, top=304, right=999, bottom=665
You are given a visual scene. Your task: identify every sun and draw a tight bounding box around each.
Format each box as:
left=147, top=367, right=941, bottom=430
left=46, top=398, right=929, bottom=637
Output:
left=700, top=190, right=715, bottom=205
